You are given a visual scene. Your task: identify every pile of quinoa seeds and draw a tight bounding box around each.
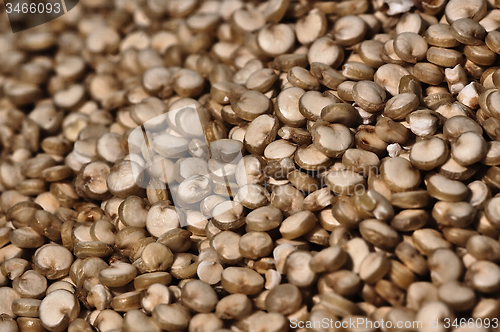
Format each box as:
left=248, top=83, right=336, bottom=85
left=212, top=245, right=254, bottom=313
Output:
left=3, top=0, right=500, bottom=331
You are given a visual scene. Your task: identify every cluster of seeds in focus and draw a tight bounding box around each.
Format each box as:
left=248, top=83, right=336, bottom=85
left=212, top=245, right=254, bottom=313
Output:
left=2, top=0, right=500, bottom=331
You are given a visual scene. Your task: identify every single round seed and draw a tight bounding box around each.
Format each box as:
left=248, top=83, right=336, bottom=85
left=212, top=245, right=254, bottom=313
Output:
left=39, top=289, right=80, bottom=332
left=390, top=209, right=429, bottom=232
left=211, top=231, right=243, bottom=265
left=394, top=32, right=428, bottom=63
left=428, top=248, right=463, bottom=285
left=279, top=211, right=317, bottom=239
left=245, top=205, right=283, bottom=232
left=410, top=137, right=449, bottom=170
left=215, top=293, right=252, bottom=320
left=466, top=235, right=500, bottom=262
left=342, top=61, right=375, bottom=82
left=265, top=284, right=302, bottom=315
left=451, top=18, right=486, bottom=45
left=99, top=262, right=137, bottom=288
left=380, top=157, right=421, bottom=192
left=352, top=81, right=386, bottom=113
left=425, top=23, right=461, bottom=47
left=239, top=231, right=273, bottom=260
left=425, top=173, right=469, bottom=201
left=299, top=91, right=339, bottom=121
left=451, top=131, right=487, bottom=166
left=359, top=219, right=401, bottom=250
left=152, top=303, right=191, bottom=331
left=221, top=267, right=264, bottom=295
left=284, top=250, right=316, bottom=287
left=12, top=270, right=47, bottom=299
left=257, top=24, right=295, bottom=57
left=465, top=260, right=500, bottom=293
left=311, top=121, right=353, bottom=158
left=181, top=280, right=218, bottom=313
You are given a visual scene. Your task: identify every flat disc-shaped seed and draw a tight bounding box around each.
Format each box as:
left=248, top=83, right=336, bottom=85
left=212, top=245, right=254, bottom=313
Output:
left=308, top=37, right=344, bottom=68
left=358, top=40, right=385, bottom=68
left=287, top=66, right=320, bottom=91
left=231, top=7, right=266, bottom=33
left=486, top=30, right=500, bottom=54
left=275, top=87, right=306, bottom=127
left=146, top=202, right=182, bottom=238
left=426, top=173, right=469, bottom=201
left=359, top=252, right=391, bottom=284
left=309, top=246, right=347, bottom=273
left=294, top=144, right=332, bottom=171
left=390, top=209, right=429, bottom=232
left=320, top=103, right=358, bottom=126
left=465, top=261, right=500, bottom=293
left=231, top=90, right=271, bottom=121
left=130, top=97, right=166, bottom=127
left=383, top=92, right=420, bottom=120
left=299, top=91, right=339, bottom=121
left=257, top=24, right=295, bottom=57
left=333, top=15, right=367, bottom=46
left=211, top=140, right=244, bottom=165
left=221, top=267, right=264, bottom=295
left=483, top=141, right=500, bottom=166
left=34, top=244, right=73, bottom=280
left=56, top=56, right=85, bottom=81
left=451, top=18, right=486, bottom=45
left=152, top=134, right=189, bottom=159
left=325, top=170, right=366, bottom=196
left=311, top=122, right=353, bottom=158
left=142, top=67, right=173, bottom=97
left=451, top=131, right=487, bottom=166
left=438, top=281, right=476, bottom=312
left=432, top=201, right=476, bottom=227
left=177, top=175, right=212, bottom=205
left=279, top=211, right=317, bottom=239
left=82, top=161, right=111, bottom=200
left=54, top=84, right=85, bottom=110
left=264, top=140, right=297, bottom=161
left=342, top=61, right=375, bottom=81
left=466, top=235, right=500, bottom=262
left=413, top=62, right=445, bottom=86
left=425, top=24, right=461, bottom=47
left=246, top=68, right=278, bottom=92
left=410, top=137, right=449, bottom=170
left=243, top=114, right=279, bottom=155
left=352, top=81, right=386, bottom=113
left=106, top=161, right=144, bottom=198
left=296, top=8, right=327, bottom=45
left=374, top=64, right=410, bottom=96
left=393, top=32, right=428, bottom=63
left=100, top=262, right=137, bottom=288
left=444, top=0, right=487, bottom=23
left=173, top=69, right=204, bottom=97
left=485, top=90, right=500, bottom=120
left=174, top=106, right=207, bottom=139
left=380, top=157, right=421, bottom=192
left=359, top=219, right=401, bottom=250
left=212, top=201, right=245, bottom=230
left=245, top=205, right=283, bottom=232
left=39, top=290, right=80, bottom=332
left=235, top=184, right=270, bottom=209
